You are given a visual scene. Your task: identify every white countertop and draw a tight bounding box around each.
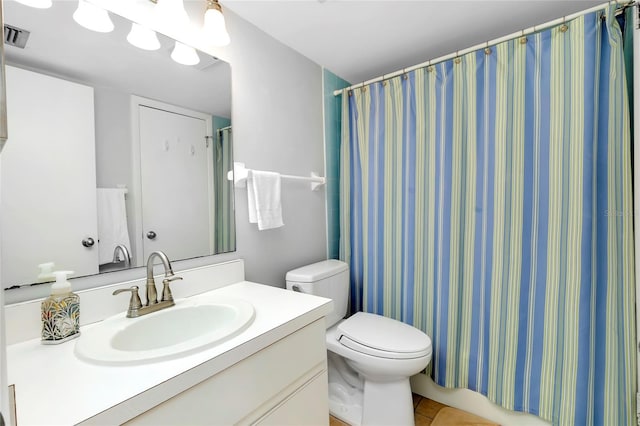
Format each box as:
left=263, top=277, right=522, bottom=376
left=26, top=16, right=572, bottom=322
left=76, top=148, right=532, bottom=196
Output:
left=7, top=281, right=332, bottom=425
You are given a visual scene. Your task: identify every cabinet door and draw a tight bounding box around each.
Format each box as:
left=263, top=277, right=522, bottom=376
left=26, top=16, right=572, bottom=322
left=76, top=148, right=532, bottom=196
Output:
left=122, top=320, right=327, bottom=426
left=1, top=66, right=98, bottom=286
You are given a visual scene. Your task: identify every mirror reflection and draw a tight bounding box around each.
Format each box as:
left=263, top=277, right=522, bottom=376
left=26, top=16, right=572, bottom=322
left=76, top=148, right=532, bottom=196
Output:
left=1, top=1, right=235, bottom=290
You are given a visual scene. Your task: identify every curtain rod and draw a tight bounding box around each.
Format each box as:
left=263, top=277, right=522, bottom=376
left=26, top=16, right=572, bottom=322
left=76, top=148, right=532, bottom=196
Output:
left=333, top=0, right=634, bottom=96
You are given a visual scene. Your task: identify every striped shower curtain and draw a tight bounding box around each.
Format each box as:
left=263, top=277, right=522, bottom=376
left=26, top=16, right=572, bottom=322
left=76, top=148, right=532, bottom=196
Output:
left=339, top=7, right=635, bottom=425
left=214, top=127, right=236, bottom=253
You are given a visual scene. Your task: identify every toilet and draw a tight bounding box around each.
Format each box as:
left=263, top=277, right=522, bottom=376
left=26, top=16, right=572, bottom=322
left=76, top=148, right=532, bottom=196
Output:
left=286, top=260, right=432, bottom=426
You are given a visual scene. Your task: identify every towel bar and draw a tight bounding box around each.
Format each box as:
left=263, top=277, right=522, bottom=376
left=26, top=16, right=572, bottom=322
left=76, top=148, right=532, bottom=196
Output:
left=228, top=162, right=326, bottom=191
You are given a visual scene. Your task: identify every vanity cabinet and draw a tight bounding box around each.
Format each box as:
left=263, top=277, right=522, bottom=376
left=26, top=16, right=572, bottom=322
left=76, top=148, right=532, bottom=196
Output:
left=123, top=319, right=329, bottom=426
left=6, top=277, right=333, bottom=426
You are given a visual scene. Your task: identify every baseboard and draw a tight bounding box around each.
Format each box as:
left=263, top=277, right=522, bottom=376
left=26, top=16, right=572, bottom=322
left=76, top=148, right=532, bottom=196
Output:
left=410, top=373, right=550, bottom=426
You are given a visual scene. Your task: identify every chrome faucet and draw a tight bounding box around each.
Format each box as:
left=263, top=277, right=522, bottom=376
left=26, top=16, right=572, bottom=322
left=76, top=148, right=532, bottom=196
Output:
left=112, top=244, right=131, bottom=267
left=145, top=250, right=182, bottom=305
left=113, top=251, right=183, bottom=318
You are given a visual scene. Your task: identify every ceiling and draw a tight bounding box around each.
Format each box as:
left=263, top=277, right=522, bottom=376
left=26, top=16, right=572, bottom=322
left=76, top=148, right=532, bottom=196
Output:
left=222, top=0, right=604, bottom=84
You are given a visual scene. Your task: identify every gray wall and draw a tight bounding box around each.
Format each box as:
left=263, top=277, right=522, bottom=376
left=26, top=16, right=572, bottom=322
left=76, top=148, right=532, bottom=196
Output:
left=94, top=88, right=132, bottom=191
left=225, top=10, right=327, bottom=287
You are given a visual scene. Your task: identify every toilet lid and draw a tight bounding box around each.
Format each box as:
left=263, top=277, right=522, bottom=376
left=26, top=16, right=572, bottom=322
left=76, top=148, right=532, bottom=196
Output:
left=337, top=312, right=432, bottom=359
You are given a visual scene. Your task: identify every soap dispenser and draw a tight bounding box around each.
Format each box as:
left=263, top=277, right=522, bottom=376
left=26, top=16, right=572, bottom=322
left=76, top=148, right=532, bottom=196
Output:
left=41, top=270, right=80, bottom=344
left=37, top=261, right=55, bottom=282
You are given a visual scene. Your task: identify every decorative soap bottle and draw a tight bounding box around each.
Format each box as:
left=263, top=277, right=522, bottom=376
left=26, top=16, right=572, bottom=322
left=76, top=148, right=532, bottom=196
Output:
left=41, top=270, right=80, bottom=344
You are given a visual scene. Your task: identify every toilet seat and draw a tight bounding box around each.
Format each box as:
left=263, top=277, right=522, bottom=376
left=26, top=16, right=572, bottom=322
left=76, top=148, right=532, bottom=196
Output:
left=337, top=312, right=432, bottom=359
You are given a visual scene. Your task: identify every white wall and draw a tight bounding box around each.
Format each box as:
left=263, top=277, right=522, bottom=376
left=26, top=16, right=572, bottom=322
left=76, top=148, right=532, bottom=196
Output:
left=223, top=10, right=327, bottom=286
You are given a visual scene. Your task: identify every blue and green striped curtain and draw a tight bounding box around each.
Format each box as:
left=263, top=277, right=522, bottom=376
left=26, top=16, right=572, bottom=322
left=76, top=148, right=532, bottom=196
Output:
left=214, top=127, right=236, bottom=253
left=339, top=7, right=635, bottom=425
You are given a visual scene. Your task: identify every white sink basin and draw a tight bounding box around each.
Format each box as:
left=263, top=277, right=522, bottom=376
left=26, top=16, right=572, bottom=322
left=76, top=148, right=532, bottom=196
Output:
left=74, top=298, right=255, bottom=365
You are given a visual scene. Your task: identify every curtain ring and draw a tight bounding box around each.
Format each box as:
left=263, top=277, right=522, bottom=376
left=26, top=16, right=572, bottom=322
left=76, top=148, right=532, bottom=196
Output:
left=402, top=68, right=408, bottom=80
left=360, top=82, right=366, bottom=93
left=484, top=41, right=491, bottom=55
left=382, top=74, right=387, bottom=86
left=560, top=15, right=569, bottom=32
left=427, top=60, right=435, bottom=73
left=454, top=51, right=461, bottom=64
left=518, top=29, right=526, bottom=44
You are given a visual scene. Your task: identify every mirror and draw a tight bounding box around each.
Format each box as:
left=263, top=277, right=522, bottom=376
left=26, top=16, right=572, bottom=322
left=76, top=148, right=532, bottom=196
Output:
left=1, top=1, right=235, bottom=290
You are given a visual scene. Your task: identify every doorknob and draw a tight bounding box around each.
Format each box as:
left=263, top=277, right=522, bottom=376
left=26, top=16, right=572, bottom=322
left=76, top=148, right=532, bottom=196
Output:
left=82, top=237, right=95, bottom=247
left=147, top=231, right=157, bottom=240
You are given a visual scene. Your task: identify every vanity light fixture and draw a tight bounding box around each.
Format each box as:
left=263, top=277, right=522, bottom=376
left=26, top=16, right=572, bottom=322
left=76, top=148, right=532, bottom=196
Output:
left=154, top=0, right=190, bottom=29
left=13, top=0, right=52, bottom=9
left=73, top=0, right=114, bottom=33
left=171, top=41, right=200, bottom=66
left=203, top=0, right=230, bottom=46
left=127, top=23, right=161, bottom=51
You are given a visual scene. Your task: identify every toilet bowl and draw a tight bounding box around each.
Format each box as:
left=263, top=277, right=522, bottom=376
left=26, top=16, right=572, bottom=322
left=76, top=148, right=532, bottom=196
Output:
left=286, top=260, right=432, bottom=426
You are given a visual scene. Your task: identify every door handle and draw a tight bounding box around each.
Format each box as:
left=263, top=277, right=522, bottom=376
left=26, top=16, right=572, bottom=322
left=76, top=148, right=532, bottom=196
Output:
left=146, top=231, right=157, bottom=240
left=82, top=237, right=95, bottom=247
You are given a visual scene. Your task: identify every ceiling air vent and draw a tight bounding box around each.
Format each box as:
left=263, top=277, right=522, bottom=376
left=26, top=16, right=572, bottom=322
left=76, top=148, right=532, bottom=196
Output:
left=4, top=24, right=30, bottom=49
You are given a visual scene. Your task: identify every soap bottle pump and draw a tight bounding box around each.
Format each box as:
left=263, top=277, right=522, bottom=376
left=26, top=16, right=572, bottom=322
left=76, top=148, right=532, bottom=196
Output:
left=41, top=270, right=80, bottom=344
left=37, top=261, right=55, bottom=282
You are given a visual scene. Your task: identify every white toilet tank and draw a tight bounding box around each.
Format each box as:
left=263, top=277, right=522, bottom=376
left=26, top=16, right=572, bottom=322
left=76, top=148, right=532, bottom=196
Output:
left=286, top=260, right=349, bottom=328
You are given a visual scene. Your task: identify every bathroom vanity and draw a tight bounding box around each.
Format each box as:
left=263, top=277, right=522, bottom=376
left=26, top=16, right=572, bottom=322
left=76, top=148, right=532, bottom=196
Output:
left=4, top=260, right=333, bottom=425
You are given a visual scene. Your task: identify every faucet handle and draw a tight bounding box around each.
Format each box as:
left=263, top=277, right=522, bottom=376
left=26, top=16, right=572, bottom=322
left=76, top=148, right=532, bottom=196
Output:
left=113, top=286, right=143, bottom=318
left=164, top=274, right=183, bottom=283
left=161, top=275, right=182, bottom=302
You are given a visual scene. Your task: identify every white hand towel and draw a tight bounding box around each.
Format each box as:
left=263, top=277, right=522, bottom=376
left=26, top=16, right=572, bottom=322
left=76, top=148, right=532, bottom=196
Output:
left=247, top=170, right=284, bottom=230
left=97, top=188, right=132, bottom=265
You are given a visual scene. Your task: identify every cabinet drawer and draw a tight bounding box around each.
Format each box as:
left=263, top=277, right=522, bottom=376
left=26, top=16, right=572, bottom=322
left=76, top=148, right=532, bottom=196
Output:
left=126, top=319, right=327, bottom=425
left=254, top=370, right=329, bottom=426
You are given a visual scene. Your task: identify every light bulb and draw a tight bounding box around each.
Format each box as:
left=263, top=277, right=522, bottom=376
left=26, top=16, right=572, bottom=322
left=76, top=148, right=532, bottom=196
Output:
left=127, top=23, right=161, bottom=51
left=13, top=0, right=52, bottom=9
left=73, top=0, right=114, bottom=33
left=171, top=42, right=200, bottom=66
left=203, top=6, right=230, bottom=47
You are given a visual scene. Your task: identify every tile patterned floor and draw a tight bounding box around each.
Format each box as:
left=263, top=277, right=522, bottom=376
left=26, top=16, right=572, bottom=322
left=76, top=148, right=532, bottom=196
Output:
left=329, top=394, right=449, bottom=426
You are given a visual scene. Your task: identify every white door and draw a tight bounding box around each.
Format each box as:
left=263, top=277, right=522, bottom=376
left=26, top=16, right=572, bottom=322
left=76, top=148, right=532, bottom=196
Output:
left=139, top=106, right=212, bottom=261
left=1, top=66, right=98, bottom=287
